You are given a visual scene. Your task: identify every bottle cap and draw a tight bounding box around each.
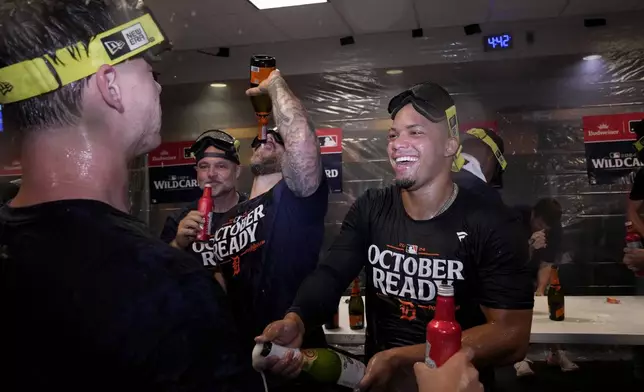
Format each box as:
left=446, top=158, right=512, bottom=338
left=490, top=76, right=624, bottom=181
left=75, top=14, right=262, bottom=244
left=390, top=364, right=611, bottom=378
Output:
left=437, top=284, right=454, bottom=297
left=204, top=184, right=212, bottom=188
left=626, top=221, right=633, bottom=226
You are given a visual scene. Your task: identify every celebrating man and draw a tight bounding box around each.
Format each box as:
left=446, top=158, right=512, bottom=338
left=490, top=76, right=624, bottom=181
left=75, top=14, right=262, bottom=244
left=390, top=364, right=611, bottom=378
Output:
left=257, top=82, right=534, bottom=391
left=452, top=128, right=506, bottom=205
left=212, top=70, right=329, bottom=389
left=160, top=129, right=247, bottom=266
left=0, top=1, right=260, bottom=390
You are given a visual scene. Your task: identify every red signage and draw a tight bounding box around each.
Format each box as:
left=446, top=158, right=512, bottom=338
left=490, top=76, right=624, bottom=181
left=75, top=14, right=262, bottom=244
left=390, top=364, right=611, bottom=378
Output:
left=583, top=113, right=644, bottom=143
left=0, top=160, right=21, bottom=177
left=316, top=128, right=342, bottom=155
left=147, top=141, right=195, bottom=168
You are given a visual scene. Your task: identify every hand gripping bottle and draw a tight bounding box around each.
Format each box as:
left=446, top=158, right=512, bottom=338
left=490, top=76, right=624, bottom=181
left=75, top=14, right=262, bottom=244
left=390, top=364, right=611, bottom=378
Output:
left=425, top=284, right=461, bottom=368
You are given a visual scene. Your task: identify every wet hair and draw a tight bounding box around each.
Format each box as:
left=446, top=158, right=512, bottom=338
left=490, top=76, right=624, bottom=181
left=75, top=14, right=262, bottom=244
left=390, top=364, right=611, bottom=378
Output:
left=0, top=0, right=140, bottom=131
left=533, top=198, right=562, bottom=228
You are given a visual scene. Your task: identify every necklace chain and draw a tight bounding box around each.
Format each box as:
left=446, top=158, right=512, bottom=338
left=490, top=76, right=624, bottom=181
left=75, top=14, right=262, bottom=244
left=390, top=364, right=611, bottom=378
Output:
left=430, top=183, right=459, bottom=219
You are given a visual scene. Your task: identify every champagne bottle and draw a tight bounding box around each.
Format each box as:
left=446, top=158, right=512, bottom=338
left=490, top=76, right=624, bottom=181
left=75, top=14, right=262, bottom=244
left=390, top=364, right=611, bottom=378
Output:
left=253, top=342, right=365, bottom=389
left=250, top=55, right=276, bottom=141
left=547, top=265, right=565, bottom=321
left=349, top=278, right=364, bottom=330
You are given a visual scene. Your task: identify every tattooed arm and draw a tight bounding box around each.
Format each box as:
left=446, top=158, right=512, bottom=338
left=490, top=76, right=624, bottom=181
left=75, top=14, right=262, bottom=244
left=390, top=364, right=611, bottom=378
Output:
left=248, top=70, right=323, bottom=197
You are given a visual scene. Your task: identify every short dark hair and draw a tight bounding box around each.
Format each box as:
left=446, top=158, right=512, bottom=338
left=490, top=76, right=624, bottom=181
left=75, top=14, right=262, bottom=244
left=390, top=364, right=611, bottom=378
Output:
left=0, top=0, right=139, bottom=131
left=533, top=198, right=562, bottom=228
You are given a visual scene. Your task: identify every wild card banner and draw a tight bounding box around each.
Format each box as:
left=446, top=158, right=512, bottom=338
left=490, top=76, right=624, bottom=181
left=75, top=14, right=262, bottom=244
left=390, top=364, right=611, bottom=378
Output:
left=583, top=113, right=644, bottom=185
left=148, top=128, right=344, bottom=204
left=317, top=128, right=343, bottom=194
left=148, top=141, right=201, bottom=204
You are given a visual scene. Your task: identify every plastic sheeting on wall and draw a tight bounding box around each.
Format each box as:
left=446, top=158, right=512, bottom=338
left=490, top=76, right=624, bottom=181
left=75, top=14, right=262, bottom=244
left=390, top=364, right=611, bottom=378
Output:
left=139, top=50, right=644, bottom=295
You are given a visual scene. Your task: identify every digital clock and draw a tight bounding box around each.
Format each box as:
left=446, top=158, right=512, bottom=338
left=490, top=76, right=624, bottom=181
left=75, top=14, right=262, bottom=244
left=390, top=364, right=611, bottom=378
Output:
left=483, top=33, right=513, bottom=52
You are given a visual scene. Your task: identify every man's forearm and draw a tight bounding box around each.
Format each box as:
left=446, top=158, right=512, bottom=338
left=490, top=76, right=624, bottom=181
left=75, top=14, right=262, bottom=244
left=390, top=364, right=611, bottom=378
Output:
left=460, top=319, right=530, bottom=367
left=170, top=239, right=181, bottom=250
left=266, top=77, right=322, bottom=197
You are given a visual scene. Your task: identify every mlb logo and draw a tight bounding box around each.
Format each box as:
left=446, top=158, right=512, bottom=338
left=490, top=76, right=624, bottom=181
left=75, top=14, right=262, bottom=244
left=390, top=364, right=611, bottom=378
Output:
left=406, top=244, right=418, bottom=255
left=609, top=152, right=621, bottom=159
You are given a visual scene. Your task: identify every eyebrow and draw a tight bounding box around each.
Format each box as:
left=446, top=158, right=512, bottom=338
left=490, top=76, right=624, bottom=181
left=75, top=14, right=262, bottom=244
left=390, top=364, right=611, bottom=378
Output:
left=390, top=124, right=424, bottom=132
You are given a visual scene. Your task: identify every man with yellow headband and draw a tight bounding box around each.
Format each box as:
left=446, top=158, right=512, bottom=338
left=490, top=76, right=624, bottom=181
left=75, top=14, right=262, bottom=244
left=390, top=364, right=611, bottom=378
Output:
left=453, top=128, right=507, bottom=205
left=256, top=82, right=534, bottom=391
left=0, top=1, right=260, bottom=391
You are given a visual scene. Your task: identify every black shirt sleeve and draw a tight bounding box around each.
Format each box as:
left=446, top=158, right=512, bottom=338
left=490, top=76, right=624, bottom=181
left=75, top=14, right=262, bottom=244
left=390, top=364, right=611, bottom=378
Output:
left=287, top=190, right=370, bottom=329
left=474, top=207, right=535, bottom=310
left=630, top=168, right=644, bottom=201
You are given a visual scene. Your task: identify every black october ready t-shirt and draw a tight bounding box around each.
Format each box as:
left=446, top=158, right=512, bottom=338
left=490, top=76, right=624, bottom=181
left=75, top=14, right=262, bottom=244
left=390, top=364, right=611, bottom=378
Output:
left=290, top=185, right=534, bottom=388
left=216, top=178, right=329, bottom=351
left=0, top=200, right=261, bottom=392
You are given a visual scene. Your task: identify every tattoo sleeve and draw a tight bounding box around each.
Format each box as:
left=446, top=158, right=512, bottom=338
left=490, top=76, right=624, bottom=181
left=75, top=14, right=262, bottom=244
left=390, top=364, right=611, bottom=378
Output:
left=266, top=77, right=323, bottom=197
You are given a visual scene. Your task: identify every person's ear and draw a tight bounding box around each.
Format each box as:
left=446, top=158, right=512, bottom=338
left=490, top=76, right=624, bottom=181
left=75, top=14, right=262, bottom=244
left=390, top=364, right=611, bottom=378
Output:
left=445, top=137, right=459, bottom=157
left=95, top=64, right=124, bottom=113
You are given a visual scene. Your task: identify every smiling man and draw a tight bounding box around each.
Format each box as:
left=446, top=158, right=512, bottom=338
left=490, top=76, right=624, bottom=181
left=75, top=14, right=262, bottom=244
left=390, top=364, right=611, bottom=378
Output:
left=160, top=130, right=247, bottom=265
left=257, top=82, right=534, bottom=392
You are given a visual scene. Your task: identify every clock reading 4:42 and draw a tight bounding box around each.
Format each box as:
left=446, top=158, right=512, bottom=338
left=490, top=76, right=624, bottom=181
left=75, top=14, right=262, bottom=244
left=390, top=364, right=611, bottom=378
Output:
left=484, top=34, right=513, bottom=51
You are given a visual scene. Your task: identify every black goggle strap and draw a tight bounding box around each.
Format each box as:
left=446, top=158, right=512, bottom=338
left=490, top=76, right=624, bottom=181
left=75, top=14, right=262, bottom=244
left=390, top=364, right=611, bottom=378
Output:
left=252, top=130, right=283, bottom=149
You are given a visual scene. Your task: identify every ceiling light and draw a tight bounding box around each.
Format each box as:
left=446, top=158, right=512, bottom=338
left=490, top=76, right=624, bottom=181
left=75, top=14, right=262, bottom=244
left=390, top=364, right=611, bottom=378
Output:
left=210, top=83, right=227, bottom=88
left=248, top=0, right=327, bottom=10
left=583, top=54, right=602, bottom=61
left=386, top=69, right=403, bottom=75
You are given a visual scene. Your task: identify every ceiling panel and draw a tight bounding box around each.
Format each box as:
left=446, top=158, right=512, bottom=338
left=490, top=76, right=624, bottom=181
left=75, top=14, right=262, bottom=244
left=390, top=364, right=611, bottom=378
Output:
left=168, top=10, right=288, bottom=49
left=414, top=0, right=489, bottom=28
left=562, top=0, right=644, bottom=16
left=490, top=0, right=568, bottom=22
left=332, top=0, right=417, bottom=34
left=263, top=3, right=351, bottom=40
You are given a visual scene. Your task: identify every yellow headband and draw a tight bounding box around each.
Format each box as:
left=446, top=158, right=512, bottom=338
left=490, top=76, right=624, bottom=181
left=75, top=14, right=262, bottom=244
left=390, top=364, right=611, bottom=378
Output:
left=445, top=105, right=465, bottom=172
left=466, top=128, right=507, bottom=170
left=0, top=13, right=166, bottom=105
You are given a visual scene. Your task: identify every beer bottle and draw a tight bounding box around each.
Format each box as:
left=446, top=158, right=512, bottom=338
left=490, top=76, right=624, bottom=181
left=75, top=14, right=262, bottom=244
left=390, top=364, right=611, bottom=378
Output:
left=253, top=342, right=365, bottom=389
left=425, top=284, right=461, bottom=368
left=324, top=304, right=339, bottom=330
left=196, top=184, right=213, bottom=242
left=348, top=278, right=364, bottom=330
left=250, top=55, right=276, bottom=140
left=547, top=265, right=565, bottom=321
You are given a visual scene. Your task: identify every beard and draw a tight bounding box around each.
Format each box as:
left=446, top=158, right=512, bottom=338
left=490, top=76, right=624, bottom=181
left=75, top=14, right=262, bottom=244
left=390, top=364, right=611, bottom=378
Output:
left=250, top=155, right=282, bottom=176
left=395, top=178, right=416, bottom=189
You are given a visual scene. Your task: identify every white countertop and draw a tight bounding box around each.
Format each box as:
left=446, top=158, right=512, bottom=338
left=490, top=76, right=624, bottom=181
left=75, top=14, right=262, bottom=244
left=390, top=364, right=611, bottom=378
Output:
left=324, top=296, right=644, bottom=346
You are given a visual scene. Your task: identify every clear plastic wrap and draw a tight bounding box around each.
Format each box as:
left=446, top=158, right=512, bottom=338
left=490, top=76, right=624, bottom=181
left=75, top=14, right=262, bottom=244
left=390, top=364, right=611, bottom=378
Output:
left=138, top=49, right=644, bottom=295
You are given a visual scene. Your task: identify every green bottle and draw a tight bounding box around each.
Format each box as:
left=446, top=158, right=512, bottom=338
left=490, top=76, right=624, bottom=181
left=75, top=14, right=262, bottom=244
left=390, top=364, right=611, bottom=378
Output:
left=253, top=342, right=365, bottom=389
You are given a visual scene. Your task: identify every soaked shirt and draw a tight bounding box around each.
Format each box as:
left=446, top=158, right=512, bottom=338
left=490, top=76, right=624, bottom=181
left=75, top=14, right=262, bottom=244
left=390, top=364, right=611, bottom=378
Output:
left=0, top=200, right=261, bottom=392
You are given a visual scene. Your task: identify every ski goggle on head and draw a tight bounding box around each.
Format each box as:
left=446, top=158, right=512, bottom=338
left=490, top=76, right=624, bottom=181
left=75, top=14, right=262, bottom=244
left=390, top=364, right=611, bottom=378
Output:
left=0, top=6, right=171, bottom=105
left=388, top=82, right=464, bottom=171
left=189, top=130, right=241, bottom=165
left=251, top=128, right=284, bottom=150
